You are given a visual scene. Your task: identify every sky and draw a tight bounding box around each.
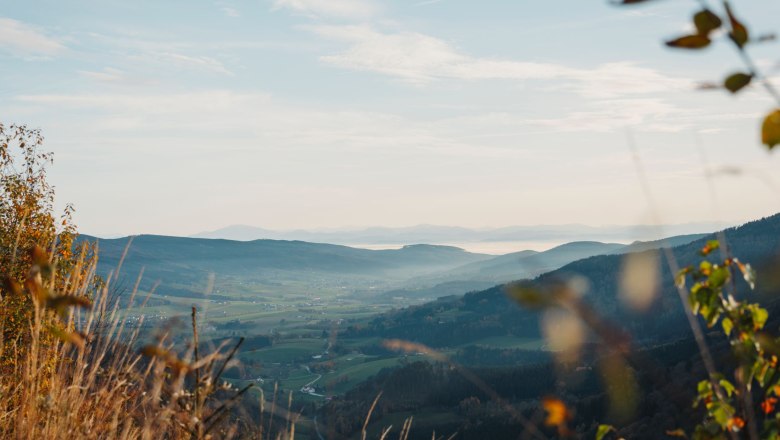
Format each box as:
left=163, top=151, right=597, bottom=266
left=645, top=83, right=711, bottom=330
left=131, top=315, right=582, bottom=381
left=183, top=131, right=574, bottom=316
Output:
left=2, top=0, right=780, bottom=237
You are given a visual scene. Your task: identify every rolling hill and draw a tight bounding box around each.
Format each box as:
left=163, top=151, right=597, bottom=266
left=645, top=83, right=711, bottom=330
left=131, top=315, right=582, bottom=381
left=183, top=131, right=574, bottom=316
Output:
left=192, top=222, right=723, bottom=245
left=379, top=233, right=707, bottom=302
left=342, top=214, right=780, bottom=347
left=81, top=230, right=709, bottom=305
left=77, top=235, right=494, bottom=298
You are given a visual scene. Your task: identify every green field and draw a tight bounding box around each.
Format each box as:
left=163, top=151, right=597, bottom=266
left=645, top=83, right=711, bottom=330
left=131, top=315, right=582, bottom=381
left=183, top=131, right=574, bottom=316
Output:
left=241, top=339, right=327, bottom=365
left=468, top=336, right=545, bottom=350
left=120, top=275, right=545, bottom=404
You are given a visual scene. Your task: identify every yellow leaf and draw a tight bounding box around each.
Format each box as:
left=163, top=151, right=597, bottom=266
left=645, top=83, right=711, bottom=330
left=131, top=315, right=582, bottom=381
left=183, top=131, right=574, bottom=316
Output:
left=762, top=109, right=780, bottom=150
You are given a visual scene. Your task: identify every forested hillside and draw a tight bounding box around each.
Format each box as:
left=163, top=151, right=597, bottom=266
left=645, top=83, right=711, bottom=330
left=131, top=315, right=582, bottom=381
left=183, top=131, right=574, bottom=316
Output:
left=321, top=215, right=780, bottom=439
left=344, top=214, right=780, bottom=348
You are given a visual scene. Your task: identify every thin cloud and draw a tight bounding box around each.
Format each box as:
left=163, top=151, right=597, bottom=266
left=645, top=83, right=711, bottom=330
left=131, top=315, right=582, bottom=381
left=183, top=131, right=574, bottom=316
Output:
left=144, top=52, right=234, bottom=76
left=306, top=25, right=686, bottom=97
left=77, top=67, right=157, bottom=86
left=11, top=91, right=536, bottom=160
left=526, top=99, right=760, bottom=133
left=272, top=0, right=379, bottom=20
left=0, top=17, right=64, bottom=57
left=221, top=7, right=240, bottom=17
left=78, top=67, right=127, bottom=83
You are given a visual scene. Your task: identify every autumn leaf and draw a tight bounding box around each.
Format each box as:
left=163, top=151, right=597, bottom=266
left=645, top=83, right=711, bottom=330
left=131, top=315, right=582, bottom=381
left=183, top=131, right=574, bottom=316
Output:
left=693, top=9, right=722, bottom=36
left=725, top=2, right=749, bottom=48
left=665, top=34, right=711, bottom=49
left=665, top=429, right=688, bottom=438
left=542, top=397, right=570, bottom=427
left=761, top=109, right=780, bottom=149
left=700, top=240, right=720, bottom=256
left=47, top=324, right=86, bottom=349
left=141, top=345, right=191, bottom=374
left=727, top=416, right=745, bottom=432
left=46, top=294, right=93, bottom=318
left=761, top=397, right=778, bottom=414
left=724, top=72, right=752, bottom=94
left=1, top=277, right=22, bottom=297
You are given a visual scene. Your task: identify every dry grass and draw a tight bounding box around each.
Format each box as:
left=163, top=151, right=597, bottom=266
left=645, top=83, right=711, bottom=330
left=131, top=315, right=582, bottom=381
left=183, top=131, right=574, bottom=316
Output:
left=0, top=239, right=423, bottom=440
left=0, top=242, right=299, bottom=440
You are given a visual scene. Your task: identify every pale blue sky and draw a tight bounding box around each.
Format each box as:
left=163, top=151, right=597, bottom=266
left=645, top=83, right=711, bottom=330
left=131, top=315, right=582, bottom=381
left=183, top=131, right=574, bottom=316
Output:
left=2, top=0, right=780, bottom=236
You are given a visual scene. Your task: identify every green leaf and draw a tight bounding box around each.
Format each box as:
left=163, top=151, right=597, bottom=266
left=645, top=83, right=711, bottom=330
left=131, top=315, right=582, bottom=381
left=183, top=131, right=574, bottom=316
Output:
left=755, top=360, right=771, bottom=385
left=719, top=379, right=736, bottom=397
left=710, top=401, right=734, bottom=427
left=762, top=109, right=780, bottom=150
left=596, top=424, right=615, bottom=440
left=704, top=306, right=721, bottom=328
left=722, top=317, right=734, bottom=337
left=665, top=34, right=711, bottom=49
left=724, top=72, right=752, bottom=94
left=753, top=306, right=769, bottom=330
left=725, top=2, right=749, bottom=48
left=708, top=266, right=730, bottom=288
left=697, top=379, right=711, bottom=394
left=693, top=9, right=722, bottom=36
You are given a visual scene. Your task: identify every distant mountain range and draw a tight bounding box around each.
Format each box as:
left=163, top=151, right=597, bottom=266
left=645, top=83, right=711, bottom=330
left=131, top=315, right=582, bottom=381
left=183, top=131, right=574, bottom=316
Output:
left=80, top=229, right=710, bottom=304
left=77, top=235, right=495, bottom=299
left=190, top=222, right=727, bottom=245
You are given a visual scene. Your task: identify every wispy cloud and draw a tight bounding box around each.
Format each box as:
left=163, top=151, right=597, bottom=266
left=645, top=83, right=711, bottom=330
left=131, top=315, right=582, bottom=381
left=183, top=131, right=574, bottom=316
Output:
left=11, top=91, right=537, bottom=159
left=77, top=67, right=158, bottom=86
left=221, top=7, right=240, bottom=17
left=0, top=17, right=64, bottom=57
left=139, top=52, right=234, bottom=76
left=272, top=0, right=379, bottom=20
left=305, top=25, right=686, bottom=98
left=415, top=0, right=445, bottom=6
left=78, top=67, right=127, bottom=83
left=12, top=88, right=739, bottom=155
left=527, top=98, right=685, bottom=132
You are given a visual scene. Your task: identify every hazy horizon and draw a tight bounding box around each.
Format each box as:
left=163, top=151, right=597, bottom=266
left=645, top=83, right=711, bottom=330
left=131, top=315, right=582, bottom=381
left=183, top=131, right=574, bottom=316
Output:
left=83, top=217, right=733, bottom=255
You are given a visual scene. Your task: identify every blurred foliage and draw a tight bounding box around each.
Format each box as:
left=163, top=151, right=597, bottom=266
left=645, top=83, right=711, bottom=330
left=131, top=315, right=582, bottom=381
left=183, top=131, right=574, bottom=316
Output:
left=675, top=240, right=780, bottom=439
left=615, top=0, right=780, bottom=149
left=0, top=123, right=94, bottom=374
